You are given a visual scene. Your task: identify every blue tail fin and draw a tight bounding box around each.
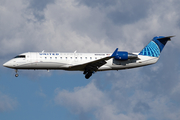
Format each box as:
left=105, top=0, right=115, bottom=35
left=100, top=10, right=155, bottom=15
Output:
left=139, top=36, right=173, bottom=57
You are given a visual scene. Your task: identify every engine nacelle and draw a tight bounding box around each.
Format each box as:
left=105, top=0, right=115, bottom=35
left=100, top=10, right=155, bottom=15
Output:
left=114, top=51, right=128, bottom=60
left=114, top=51, right=138, bottom=60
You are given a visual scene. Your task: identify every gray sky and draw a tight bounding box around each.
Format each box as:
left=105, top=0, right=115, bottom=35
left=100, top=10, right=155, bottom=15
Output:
left=1, top=0, right=180, bottom=120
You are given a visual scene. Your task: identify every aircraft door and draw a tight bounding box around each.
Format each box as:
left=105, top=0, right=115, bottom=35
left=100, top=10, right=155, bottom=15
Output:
left=26, top=52, right=31, bottom=63
left=28, top=53, right=38, bottom=66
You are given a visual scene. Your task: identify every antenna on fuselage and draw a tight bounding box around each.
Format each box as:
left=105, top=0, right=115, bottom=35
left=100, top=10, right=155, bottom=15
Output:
left=42, top=50, right=45, bottom=53
left=74, top=50, right=77, bottom=53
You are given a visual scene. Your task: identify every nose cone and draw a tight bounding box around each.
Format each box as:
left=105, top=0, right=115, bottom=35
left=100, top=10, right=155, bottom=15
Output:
left=3, top=61, right=12, bottom=68
left=3, top=62, right=9, bottom=67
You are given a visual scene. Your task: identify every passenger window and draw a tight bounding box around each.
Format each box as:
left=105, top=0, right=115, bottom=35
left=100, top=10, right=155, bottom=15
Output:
left=85, top=57, right=87, bottom=59
left=45, top=57, right=47, bottom=59
left=75, top=57, right=77, bottom=59
left=50, top=57, right=52, bottom=59
left=90, top=57, right=92, bottom=59
left=55, top=57, right=57, bottom=59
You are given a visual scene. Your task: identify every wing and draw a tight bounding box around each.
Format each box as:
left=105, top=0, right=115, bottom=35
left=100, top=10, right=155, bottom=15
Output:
left=69, top=48, right=118, bottom=72
left=69, top=56, right=112, bottom=72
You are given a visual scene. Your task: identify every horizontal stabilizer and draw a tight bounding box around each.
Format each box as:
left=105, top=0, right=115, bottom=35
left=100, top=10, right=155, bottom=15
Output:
left=157, top=36, right=175, bottom=41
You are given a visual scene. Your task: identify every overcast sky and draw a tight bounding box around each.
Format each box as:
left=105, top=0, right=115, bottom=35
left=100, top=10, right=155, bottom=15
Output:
left=1, top=0, right=180, bottom=120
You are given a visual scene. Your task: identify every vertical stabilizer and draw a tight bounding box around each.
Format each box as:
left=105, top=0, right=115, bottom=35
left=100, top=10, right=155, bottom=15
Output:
left=138, top=36, right=173, bottom=57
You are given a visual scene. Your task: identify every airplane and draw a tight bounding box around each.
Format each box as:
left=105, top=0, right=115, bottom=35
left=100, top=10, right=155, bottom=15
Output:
left=3, top=36, right=173, bottom=79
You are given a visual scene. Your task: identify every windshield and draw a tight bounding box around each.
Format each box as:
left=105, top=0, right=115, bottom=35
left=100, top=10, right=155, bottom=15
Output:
left=14, top=55, right=26, bottom=58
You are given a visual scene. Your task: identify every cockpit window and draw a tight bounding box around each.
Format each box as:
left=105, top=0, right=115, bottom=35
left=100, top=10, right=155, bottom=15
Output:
left=14, top=55, right=26, bottom=58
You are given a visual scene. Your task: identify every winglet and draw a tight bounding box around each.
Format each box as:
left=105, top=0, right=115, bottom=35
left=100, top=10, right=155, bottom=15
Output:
left=111, top=48, right=118, bottom=57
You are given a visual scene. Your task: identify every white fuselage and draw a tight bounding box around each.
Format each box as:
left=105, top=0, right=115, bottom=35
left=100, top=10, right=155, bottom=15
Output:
left=3, top=52, right=159, bottom=71
left=3, top=36, right=172, bottom=79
